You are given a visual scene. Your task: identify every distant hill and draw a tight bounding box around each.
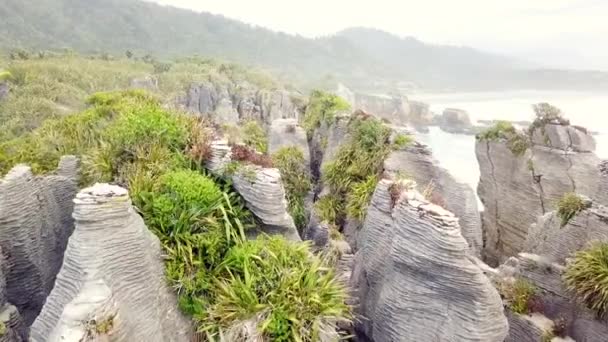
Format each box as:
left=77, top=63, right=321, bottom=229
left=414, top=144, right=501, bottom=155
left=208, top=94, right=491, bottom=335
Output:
left=2, top=0, right=607, bottom=92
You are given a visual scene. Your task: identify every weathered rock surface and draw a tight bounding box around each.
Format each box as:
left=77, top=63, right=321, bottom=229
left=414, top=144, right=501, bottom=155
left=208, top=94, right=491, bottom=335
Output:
left=384, top=139, right=483, bottom=255
left=206, top=141, right=301, bottom=241
left=525, top=199, right=608, bottom=264
left=408, top=100, right=434, bottom=126
left=0, top=156, right=78, bottom=327
left=476, top=122, right=608, bottom=264
left=181, top=83, right=299, bottom=125
left=0, top=249, right=27, bottom=342
left=352, top=179, right=508, bottom=342
left=351, top=93, right=410, bottom=125
left=268, top=118, right=310, bottom=164
left=129, top=76, right=158, bottom=91
left=30, top=184, right=191, bottom=342
left=497, top=253, right=608, bottom=342
left=439, top=108, right=475, bottom=134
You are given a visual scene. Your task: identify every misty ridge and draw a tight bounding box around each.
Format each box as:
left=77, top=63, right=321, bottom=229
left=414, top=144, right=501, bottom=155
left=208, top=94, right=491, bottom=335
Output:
left=2, top=0, right=608, bottom=93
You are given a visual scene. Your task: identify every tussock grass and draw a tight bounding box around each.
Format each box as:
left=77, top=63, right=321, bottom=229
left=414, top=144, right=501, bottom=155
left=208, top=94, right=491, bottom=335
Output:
left=302, top=90, right=350, bottom=135
left=477, top=121, right=530, bottom=156
left=500, top=278, right=539, bottom=315
left=564, top=242, right=608, bottom=317
left=556, top=193, right=587, bottom=227
left=272, top=146, right=312, bottom=231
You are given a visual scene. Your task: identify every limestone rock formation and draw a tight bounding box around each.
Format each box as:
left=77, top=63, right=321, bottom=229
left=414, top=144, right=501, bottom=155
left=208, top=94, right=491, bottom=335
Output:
left=525, top=199, right=608, bottom=264
left=30, top=184, right=191, bottom=342
left=181, top=83, right=299, bottom=125
left=0, top=250, right=27, bottom=342
left=205, top=141, right=301, bottom=241
left=439, top=108, right=475, bottom=134
left=352, top=179, right=508, bottom=342
left=351, top=93, right=410, bottom=125
left=384, top=138, right=483, bottom=255
left=0, top=156, right=78, bottom=326
left=497, top=253, right=608, bottom=342
left=476, top=121, right=608, bottom=264
left=268, top=118, right=310, bottom=164
left=129, top=76, right=158, bottom=91
left=309, top=113, right=351, bottom=185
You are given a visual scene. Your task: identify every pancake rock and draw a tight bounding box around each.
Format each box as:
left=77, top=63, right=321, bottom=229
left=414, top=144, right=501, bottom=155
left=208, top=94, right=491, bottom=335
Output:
left=30, top=184, right=191, bottom=342
left=0, top=156, right=78, bottom=326
left=476, top=121, right=608, bottom=264
left=385, top=138, right=483, bottom=255
left=438, top=108, right=475, bottom=135
left=268, top=118, right=310, bottom=164
left=352, top=179, right=508, bottom=342
left=206, top=141, right=301, bottom=241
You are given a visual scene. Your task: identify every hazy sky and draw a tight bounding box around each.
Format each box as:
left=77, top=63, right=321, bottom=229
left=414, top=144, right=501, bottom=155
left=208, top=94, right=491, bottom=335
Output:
left=149, top=0, right=608, bottom=70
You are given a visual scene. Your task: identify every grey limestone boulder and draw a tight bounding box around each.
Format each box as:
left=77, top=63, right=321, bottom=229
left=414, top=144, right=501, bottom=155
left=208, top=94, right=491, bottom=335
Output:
left=30, top=184, right=191, bottom=342
left=351, top=93, right=410, bottom=125
left=352, top=179, right=508, bottom=342
left=268, top=118, right=310, bottom=164
left=532, top=124, right=595, bottom=152
left=476, top=122, right=608, bottom=264
left=439, top=108, right=474, bottom=134
left=0, top=156, right=78, bottom=326
left=385, top=139, right=483, bottom=255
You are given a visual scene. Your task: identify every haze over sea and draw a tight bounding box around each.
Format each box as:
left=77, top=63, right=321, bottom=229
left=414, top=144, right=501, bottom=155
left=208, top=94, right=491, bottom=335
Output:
left=413, top=90, right=608, bottom=192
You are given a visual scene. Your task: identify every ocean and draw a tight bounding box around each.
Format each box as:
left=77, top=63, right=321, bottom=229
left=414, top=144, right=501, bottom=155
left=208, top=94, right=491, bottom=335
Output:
left=411, top=90, right=608, bottom=193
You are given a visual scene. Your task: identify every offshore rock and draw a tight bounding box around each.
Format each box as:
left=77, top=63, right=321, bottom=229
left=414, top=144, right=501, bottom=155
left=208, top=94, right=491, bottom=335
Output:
left=0, top=156, right=78, bottom=326
left=439, top=108, right=475, bottom=134
left=268, top=118, right=310, bottom=164
left=476, top=121, right=608, bottom=264
left=352, top=179, right=508, bottom=342
left=30, top=184, right=191, bottom=342
left=385, top=138, right=483, bottom=255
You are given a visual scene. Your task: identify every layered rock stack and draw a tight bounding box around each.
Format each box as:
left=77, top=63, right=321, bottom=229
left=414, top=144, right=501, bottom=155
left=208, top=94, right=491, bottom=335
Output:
left=181, top=83, right=299, bottom=125
left=30, top=184, right=191, bottom=342
left=352, top=179, right=508, bottom=342
left=268, top=118, right=310, bottom=164
left=476, top=121, right=608, bottom=264
left=0, top=156, right=78, bottom=329
left=206, top=140, right=301, bottom=241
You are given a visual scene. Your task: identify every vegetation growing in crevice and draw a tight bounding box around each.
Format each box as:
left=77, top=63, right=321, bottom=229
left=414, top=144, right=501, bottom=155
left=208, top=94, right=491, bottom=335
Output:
left=499, top=278, right=539, bottom=315
left=0, top=90, right=351, bottom=341
left=556, top=193, right=587, bottom=227
left=242, top=120, right=268, bottom=153
left=272, top=146, right=312, bottom=232
left=477, top=121, right=530, bottom=156
left=302, top=90, right=350, bottom=135
left=564, top=242, right=608, bottom=317
left=392, top=133, right=413, bottom=150
left=530, top=103, right=569, bottom=134
left=319, top=113, right=392, bottom=225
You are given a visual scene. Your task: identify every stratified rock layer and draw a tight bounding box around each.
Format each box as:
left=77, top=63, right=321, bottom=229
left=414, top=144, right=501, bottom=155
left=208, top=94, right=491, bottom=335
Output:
left=268, top=118, right=310, bottom=164
left=206, top=141, right=301, bottom=241
left=181, top=83, right=298, bottom=125
left=385, top=139, right=483, bottom=255
left=30, top=184, right=191, bottom=342
left=0, top=156, right=78, bottom=326
left=352, top=179, right=508, bottom=342
left=476, top=122, right=608, bottom=264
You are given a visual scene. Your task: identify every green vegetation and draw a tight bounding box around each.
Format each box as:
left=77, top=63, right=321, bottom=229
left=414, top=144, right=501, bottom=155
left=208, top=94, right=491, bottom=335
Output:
left=0, top=70, right=11, bottom=82
left=564, top=242, right=608, bottom=317
left=272, top=147, right=312, bottom=232
left=556, top=193, right=587, bottom=227
left=314, top=195, right=344, bottom=226
left=320, top=113, right=392, bottom=224
left=242, top=120, right=268, bottom=153
left=392, top=133, right=413, bottom=150
left=0, top=321, right=5, bottom=336
left=302, top=90, right=350, bottom=135
left=477, top=121, right=530, bottom=156
left=0, top=89, right=350, bottom=340
left=500, top=278, right=538, bottom=315
left=531, top=103, right=568, bottom=131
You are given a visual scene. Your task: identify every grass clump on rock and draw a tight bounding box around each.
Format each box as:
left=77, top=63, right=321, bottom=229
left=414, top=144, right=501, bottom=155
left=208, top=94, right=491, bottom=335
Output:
left=321, top=114, right=391, bottom=223
left=272, top=146, right=312, bottom=231
left=564, top=242, right=608, bottom=317
left=302, top=90, right=350, bottom=135
left=556, top=193, right=587, bottom=227
left=392, top=133, right=413, bottom=150
left=477, top=121, right=530, bottom=156
left=242, top=120, right=268, bottom=153
left=500, top=278, right=539, bottom=315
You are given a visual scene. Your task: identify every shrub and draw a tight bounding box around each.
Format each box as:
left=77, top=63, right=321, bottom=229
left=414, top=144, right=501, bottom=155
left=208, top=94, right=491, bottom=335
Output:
left=393, top=133, right=413, bottom=150
left=0, top=71, right=12, bottom=82
left=242, top=120, right=268, bottom=153
left=501, top=278, right=538, bottom=315
left=563, top=242, right=608, bottom=317
left=557, top=193, right=587, bottom=227
left=200, top=236, right=350, bottom=341
left=315, top=195, right=344, bottom=226
left=302, top=90, right=350, bottom=134
left=346, top=175, right=379, bottom=221
left=272, top=147, right=312, bottom=231
left=389, top=182, right=405, bottom=209
left=477, top=121, right=530, bottom=156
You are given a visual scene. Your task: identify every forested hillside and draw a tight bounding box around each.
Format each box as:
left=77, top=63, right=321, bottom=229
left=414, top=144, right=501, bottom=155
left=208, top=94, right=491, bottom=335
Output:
left=2, top=0, right=608, bottom=91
